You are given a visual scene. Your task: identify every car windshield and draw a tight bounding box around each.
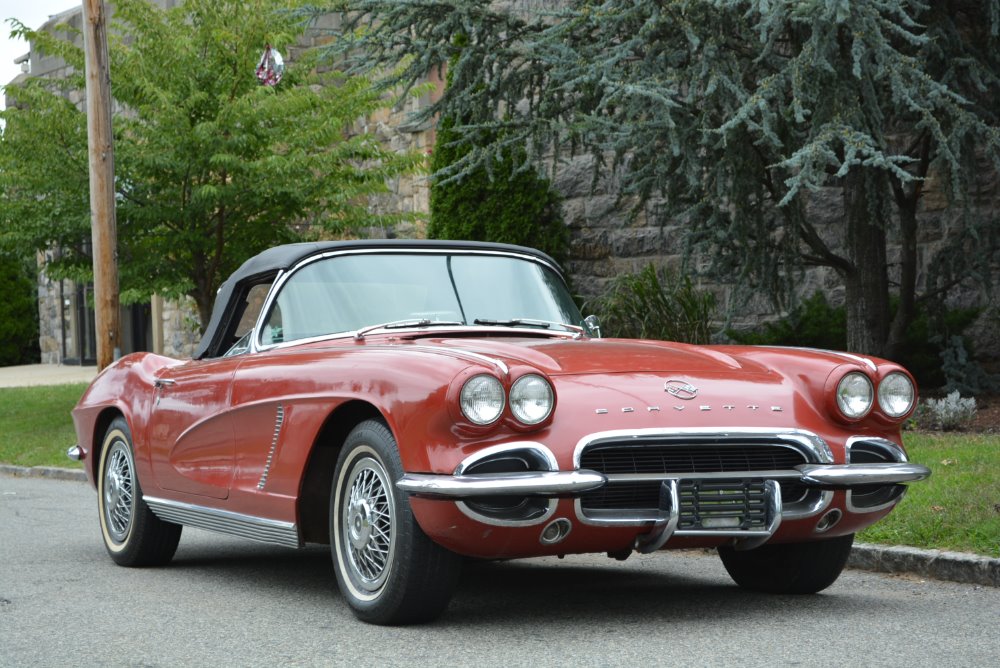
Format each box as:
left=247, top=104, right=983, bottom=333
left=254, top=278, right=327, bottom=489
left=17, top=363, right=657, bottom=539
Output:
left=259, top=252, right=582, bottom=346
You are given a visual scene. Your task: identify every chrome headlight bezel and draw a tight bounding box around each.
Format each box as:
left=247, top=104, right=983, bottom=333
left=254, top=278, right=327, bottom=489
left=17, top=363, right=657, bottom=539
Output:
left=836, top=371, right=874, bottom=420
left=509, top=374, right=554, bottom=425
left=459, top=374, right=505, bottom=425
left=878, top=371, right=915, bottom=419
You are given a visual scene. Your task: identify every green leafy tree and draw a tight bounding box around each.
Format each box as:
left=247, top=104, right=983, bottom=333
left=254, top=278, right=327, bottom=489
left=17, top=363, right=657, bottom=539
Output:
left=316, top=0, right=1000, bottom=358
left=1, top=0, right=420, bottom=329
left=429, top=116, right=568, bottom=264
left=0, top=255, right=40, bottom=366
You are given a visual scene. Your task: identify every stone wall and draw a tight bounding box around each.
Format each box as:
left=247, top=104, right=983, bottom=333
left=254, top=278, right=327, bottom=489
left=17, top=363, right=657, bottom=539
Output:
left=159, top=297, right=201, bottom=359
left=554, top=150, right=1000, bottom=369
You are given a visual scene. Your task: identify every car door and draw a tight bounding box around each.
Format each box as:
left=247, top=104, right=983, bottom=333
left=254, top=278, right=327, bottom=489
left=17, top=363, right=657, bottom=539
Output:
left=146, top=357, right=239, bottom=499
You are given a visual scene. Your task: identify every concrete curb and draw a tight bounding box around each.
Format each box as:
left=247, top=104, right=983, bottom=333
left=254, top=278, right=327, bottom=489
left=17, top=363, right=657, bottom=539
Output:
left=849, top=543, right=999, bottom=588
left=3, top=466, right=997, bottom=588
left=0, top=464, right=87, bottom=482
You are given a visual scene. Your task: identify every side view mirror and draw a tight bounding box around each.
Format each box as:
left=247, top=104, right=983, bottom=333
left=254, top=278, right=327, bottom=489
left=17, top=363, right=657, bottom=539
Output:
left=583, top=314, right=602, bottom=339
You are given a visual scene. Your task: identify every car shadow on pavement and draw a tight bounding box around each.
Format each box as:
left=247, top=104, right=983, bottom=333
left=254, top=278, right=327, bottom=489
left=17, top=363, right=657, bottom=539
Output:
left=154, top=535, right=896, bottom=624
left=444, top=555, right=894, bottom=626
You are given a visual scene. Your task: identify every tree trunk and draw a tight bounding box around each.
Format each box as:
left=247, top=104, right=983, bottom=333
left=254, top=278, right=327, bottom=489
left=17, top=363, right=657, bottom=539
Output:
left=842, top=170, right=891, bottom=357
left=885, top=193, right=918, bottom=362
left=194, top=292, right=213, bottom=336
left=886, top=134, right=930, bottom=362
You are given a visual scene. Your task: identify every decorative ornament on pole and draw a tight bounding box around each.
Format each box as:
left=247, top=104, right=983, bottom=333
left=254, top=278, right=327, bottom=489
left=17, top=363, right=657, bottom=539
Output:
left=256, top=44, right=284, bottom=87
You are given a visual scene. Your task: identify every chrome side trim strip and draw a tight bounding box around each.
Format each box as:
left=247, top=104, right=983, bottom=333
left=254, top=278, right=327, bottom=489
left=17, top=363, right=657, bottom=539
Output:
left=257, top=403, right=284, bottom=490
left=572, top=427, right=834, bottom=467
left=144, top=496, right=301, bottom=548
left=396, top=470, right=607, bottom=498
left=67, top=445, right=82, bottom=462
left=796, top=463, right=931, bottom=486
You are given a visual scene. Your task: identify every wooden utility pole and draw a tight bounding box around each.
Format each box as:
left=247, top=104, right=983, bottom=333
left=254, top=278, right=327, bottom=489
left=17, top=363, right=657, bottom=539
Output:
left=82, top=0, right=120, bottom=370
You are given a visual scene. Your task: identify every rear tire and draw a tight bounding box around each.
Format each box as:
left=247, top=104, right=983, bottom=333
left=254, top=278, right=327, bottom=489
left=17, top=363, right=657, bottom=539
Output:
left=330, top=419, right=461, bottom=625
left=718, top=534, right=854, bottom=594
left=97, top=417, right=181, bottom=566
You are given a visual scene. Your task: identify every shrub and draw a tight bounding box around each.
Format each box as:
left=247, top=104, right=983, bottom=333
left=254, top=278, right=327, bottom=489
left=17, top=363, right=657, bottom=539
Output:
left=915, top=391, right=978, bottom=431
left=594, top=264, right=717, bottom=344
left=728, top=292, right=846, bottom=352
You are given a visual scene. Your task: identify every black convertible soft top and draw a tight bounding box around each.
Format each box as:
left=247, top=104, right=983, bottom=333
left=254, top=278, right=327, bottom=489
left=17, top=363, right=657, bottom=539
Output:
left=193, top=239, right=562, bottom=359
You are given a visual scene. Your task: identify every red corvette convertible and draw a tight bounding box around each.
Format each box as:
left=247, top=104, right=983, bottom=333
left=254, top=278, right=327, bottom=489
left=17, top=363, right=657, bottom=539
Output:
left=70, top=240, right=929, bottom=624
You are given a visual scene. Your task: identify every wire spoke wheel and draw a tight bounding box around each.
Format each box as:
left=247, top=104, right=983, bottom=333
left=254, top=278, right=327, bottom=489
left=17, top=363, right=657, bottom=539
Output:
left=102, top=441, right=136, bottom=543
left=97, top=417, right=181, bottom=567
left=342, top=456, right=396, bottom=592
left=331, top=420, right=461, bottom=625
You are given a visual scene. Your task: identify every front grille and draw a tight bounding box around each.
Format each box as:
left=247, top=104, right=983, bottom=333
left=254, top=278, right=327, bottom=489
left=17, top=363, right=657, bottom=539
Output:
left=580, top=443, right=805, bottom=474
left=578, top=437, right=815, bottom=526
left=581, top=479, right=807, bottom=510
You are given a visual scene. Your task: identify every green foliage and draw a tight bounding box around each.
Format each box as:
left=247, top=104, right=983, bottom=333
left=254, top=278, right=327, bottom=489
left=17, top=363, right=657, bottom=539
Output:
left=729, top=291, right=984, bottom=389
left=729, top=292, right=847, bottom=352
left=429, top=117, right=568, bottom=263
left=1, top=0, right=420, bottom=328
left=314, top=0, right=1000, bottom=357
left=0, top=256, right=40, bottom=366
left=594, top=264, right=717, bottom=344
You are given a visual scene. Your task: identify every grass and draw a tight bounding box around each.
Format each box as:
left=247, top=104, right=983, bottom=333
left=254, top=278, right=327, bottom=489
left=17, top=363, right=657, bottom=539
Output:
left=0, top=383, right=88, bottom=468
left=859, top=431, right=1000, bottom=558
left=1, top=384, right=997, bottom=558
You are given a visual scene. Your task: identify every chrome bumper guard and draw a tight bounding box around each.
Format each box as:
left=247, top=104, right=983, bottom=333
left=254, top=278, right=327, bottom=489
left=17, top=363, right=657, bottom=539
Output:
left=635, top=479, right=783, bottom=553
left=67, top=445, right=82, bottom=461
left=396, top=462, right=929, bottom=499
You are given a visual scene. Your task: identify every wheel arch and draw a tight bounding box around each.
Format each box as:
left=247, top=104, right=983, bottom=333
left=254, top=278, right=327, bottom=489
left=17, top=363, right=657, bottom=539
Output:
left=297, top=400, right=387, bottom=544
left=90, top=407, right=127, bottom=483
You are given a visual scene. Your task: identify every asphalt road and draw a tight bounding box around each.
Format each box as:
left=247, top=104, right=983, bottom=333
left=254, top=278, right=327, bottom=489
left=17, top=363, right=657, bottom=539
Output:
left=3, top=475, right=998, bottom=667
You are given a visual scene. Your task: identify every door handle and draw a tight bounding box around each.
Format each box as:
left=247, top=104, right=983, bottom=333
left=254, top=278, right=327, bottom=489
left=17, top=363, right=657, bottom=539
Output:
left=154, top=378, right=176, bottom=389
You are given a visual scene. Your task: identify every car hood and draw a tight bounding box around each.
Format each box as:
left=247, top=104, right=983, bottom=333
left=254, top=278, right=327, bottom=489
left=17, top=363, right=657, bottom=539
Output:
left=413, top=335, right=772, bottom=379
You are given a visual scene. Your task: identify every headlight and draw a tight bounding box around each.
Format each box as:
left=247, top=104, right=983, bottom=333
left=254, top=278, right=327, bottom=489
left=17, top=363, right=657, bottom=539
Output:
left=509, top=374, right=554, bottom=425
left=836, top=371, right=874, bottom=419
left=878, top=372, right=915, bottom=418
left=460, top=374, right=505, bottom=425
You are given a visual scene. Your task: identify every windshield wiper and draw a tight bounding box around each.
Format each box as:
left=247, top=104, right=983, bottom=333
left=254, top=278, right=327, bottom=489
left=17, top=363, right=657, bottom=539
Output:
left=354, top=319, right=464, bottom=340
left=474, top=318, right=550, bottom=328
left=473, top=318, right=584, bottom=335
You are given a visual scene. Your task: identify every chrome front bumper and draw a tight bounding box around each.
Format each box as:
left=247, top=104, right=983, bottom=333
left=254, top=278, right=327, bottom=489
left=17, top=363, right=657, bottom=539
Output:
left=396, top=462, right=931, bottom=498
left=399, top=461, right=929, bottom=549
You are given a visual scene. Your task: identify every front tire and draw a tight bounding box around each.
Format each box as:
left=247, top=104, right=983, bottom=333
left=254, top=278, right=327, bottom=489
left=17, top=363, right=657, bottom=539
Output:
left=331, top=420, right=461, bottom=625
left=97, top=417, right=181, bottom=566
left=718, top=534, right=854, bottom=594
